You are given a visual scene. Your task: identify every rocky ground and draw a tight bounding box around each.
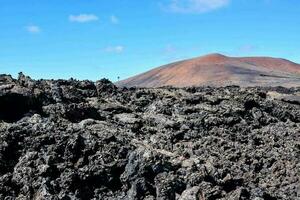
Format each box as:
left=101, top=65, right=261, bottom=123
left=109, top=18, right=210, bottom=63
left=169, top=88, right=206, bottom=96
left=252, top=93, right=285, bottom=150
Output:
left=0, top=73, right=299, bottom=200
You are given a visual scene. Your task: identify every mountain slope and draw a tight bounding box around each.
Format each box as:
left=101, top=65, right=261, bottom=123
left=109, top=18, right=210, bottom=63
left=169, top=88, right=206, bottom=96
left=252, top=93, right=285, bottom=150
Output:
left=116, top=54, right=300, bottom=87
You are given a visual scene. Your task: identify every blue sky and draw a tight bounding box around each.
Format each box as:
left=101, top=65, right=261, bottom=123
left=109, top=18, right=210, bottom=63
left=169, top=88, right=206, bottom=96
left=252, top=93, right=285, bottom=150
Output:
left=0, top=0, right=299, bottom=81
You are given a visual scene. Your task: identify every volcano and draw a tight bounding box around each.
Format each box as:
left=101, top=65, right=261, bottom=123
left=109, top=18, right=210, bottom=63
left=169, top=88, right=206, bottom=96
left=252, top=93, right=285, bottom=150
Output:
left=116, top=53, right=300, bottom=87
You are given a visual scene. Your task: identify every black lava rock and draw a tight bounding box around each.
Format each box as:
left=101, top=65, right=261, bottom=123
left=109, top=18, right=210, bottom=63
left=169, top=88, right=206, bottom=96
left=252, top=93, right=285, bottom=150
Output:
left=0, top=74, right=299, bottom=199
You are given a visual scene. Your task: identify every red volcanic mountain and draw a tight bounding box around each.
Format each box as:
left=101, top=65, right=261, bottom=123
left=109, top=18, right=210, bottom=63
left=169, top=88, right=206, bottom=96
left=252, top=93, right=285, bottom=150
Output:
left=116, top=54, right=300, bottom=87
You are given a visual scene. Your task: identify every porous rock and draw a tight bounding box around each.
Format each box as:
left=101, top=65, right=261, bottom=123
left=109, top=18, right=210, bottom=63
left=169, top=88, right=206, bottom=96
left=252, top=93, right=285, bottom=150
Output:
left=0, top=74, right=299, bottom=199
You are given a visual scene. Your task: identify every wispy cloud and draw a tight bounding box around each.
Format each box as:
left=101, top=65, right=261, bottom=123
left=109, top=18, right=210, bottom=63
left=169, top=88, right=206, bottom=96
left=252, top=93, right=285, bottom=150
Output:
left=69, top=14, right=99, bottom=23
left=237, top=45, right=257, bottom=54
left=110, top=15, right=119, bottom=24
left=104, top=46, right=124, bottom=53
left=226, top=44, right=260, bottom=56
left=26, top=25, right=41, bottom=34
left=165, top=0, right=230, bottom=14
left=161, top=45, right=183, bottom=61
left=163, top=45, right=178, bottom=56
left=161, top=44, right=201, bottom=62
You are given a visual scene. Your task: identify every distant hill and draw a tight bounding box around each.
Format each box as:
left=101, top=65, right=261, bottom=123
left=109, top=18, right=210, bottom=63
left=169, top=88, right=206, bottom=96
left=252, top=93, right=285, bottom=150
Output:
left=116, top=53, right=300, bottom=87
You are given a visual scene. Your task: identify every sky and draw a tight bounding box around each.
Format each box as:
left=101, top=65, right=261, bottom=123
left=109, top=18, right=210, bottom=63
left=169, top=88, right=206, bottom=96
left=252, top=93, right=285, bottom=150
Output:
left=0, top=0, right=300, bottom=81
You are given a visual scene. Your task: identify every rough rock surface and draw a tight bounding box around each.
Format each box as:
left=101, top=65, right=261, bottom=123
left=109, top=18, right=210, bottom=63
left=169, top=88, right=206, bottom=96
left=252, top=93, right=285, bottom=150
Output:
left=0, top=73, right=299, bottom=200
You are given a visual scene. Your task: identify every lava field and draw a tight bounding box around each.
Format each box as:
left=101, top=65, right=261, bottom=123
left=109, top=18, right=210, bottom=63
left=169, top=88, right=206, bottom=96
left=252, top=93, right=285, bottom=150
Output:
left=0, top=73, right=299, bottom=200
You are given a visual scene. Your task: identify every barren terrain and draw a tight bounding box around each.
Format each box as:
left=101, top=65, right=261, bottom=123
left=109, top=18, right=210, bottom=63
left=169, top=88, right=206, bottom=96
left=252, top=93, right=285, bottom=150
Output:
left=0, top=74, right=299, bottom=199
left=117, top=54, right=300, bottom=88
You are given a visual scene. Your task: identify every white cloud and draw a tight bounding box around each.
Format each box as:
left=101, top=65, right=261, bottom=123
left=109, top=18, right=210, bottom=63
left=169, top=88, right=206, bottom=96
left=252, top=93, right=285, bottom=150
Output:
left=104, top=46, right=124, bottom=53
left=26, top=25, right=41, bottom=34
left=110, top=15, right=119, bottom=24
left=166, top=0, right=230, bottom=14
left=69, top=14, right=99, bottom=23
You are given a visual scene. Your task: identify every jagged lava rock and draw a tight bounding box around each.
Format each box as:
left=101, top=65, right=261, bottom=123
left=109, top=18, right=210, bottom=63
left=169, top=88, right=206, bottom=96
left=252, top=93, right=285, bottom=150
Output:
left=0, top=74, right=299, bottom=199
